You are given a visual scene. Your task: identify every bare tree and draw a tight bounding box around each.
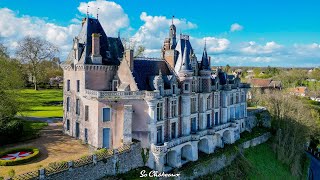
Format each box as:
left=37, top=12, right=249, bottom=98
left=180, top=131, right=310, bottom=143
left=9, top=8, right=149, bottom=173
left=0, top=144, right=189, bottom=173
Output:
left=121, top=37, right=145, bottom=57
left=15, top=37, right=58, bottom=90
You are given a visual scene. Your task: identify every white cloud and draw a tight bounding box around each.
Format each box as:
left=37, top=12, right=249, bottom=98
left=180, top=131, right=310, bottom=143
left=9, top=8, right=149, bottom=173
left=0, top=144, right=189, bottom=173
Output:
left=230, top=23, right=243, bottom=32
left=131, top=12, right=197, bottom=56
left=0, top=8, right=81, bottom=58
left=78, top=0, right=129, bottom=36
left=192, top=37, right=230, bottom=54
left=240, top=41, right=282, bottom=54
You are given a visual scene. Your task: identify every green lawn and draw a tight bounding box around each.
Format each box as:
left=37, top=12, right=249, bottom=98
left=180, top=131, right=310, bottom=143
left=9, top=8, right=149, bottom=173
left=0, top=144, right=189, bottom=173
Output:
left=17, top=89, right=63, bottom=118
left=245, top=143, right=297, bottom=180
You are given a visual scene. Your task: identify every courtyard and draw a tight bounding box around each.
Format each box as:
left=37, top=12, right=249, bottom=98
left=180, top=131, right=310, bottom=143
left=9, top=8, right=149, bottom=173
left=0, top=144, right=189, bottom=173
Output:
left=0, top=122, right=89, bottom=177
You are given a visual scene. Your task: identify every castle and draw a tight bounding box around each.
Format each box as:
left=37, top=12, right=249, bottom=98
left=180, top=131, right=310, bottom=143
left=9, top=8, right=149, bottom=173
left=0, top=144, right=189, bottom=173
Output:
left=61, top=16, right=250, bottom=172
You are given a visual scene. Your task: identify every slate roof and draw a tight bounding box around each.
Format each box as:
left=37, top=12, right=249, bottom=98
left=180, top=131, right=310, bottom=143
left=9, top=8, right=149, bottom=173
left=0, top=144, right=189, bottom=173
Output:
left=174, top=36, right=193, bottom=72
left=133, top=58, right=175, bottom=90
left=64, top=17, right=124, bottom=65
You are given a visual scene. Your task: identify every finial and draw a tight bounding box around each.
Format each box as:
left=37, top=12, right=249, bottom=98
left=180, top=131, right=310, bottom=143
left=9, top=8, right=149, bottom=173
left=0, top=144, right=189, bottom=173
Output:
left=97, top=8, right=99, bottom=19
left=87, top=5, right=90, bottom=17
left=172, top=15, right=174, bottom=25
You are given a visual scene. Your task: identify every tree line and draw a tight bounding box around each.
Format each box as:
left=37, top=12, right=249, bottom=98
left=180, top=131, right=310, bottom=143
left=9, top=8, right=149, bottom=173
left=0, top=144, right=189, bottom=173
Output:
left=0, top=36, right=61, bottom=144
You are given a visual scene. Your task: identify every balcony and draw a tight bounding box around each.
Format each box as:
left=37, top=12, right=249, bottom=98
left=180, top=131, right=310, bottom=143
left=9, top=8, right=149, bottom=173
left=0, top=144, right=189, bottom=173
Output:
left=151, top=143, right=167, bottom=155
left=164, top=135, right=191, bottom=149
left=213, top=122, right=231, bottom=131
left=85, top=89, right=158, bottom=99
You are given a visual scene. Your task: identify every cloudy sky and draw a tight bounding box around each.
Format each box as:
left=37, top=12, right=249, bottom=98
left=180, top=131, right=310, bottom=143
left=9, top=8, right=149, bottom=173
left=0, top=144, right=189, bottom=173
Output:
left=0, top=0, right=320, bottom=67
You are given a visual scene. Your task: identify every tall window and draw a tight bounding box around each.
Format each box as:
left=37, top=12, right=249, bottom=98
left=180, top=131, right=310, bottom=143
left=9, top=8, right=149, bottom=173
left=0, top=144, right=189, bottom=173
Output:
left=103, top=108, right=111, bottom=121
left=171, top=122, right=176, bottom=139
left=156, top=103, right=163, bottom=121
left=230, top=94, right=234, bottom=105
left=171, top=100, right=177, bottom=117
left=184, top=83, right=189, bottom=91
left=191, top=97, right=197, bottom=113
left=172, top=84, right=176, bottom=94
left=207, top=95, right=211, bottom=110
left=76, top=99, right=80, bottom=115
left=207, top=114, right=211, bottom=128
left=85, top=105, right=89, bottom=121
left=66, top=119, right=70, bottom=131
left=191, top=117, right=197, bottom=133
left=112, top=80, right=118, bottom=91
left=84, top=128, right=88, bottom=143
left=157, top=126, right=162, bottom=144
left=66, top=97, right=70, bottom=112
left=236, top=93, right=239, bottom=104
left=192, top=80, right=197, bottom=92
left=241, top=92, right=245, bottom=102
left=67, top=80, right=70, bottom=91
left=215, top=112, right=219, bottom=125
left=214, top=94, right=219, bottom=108
left=76, top=80, right=80, bottom=92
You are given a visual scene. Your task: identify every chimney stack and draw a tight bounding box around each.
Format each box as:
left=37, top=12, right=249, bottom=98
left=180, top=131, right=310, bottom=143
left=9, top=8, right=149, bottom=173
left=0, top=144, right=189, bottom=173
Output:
left=125, top=49, right=134, bottom=71
left=92, top=33, right=101, bottom=56
left=91, top=33, right=102, bottom=64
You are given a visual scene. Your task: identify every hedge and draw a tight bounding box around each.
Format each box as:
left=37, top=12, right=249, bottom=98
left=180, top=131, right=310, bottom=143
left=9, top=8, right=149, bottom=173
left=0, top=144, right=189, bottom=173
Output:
left=0, top=147, right=40, bottom=166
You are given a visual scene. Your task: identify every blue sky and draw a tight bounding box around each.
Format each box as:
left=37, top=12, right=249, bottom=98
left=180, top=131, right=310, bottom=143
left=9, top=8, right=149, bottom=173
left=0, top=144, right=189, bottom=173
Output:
left=0, top=0, right=320, bottom=67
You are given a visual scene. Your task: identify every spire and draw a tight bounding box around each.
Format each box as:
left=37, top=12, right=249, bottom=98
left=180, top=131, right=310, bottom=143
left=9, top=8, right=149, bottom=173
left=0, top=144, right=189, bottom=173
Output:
left=200, top=39, right=210, bottom=70
left=180, top=39, right=192, bottom=71
left=172, top=15, right=174, bottom=25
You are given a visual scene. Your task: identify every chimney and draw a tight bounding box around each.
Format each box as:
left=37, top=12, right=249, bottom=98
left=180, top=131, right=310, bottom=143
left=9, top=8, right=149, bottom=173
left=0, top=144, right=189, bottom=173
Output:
left=125, top=49, right=134, bottom=71
left=91, top=33, right=102, bottom=64
left=92, top=33, right=101, bottom=56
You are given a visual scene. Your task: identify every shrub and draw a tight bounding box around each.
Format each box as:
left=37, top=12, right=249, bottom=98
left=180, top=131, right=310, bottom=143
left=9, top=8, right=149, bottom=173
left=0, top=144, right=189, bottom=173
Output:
left=0, top=118, right=23, bottom=144
left=0, top=147, right=40, bottom=166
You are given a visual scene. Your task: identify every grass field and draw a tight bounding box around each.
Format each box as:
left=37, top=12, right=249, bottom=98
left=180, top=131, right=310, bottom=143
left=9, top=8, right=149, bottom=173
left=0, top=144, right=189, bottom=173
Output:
left=17, top=89, right=63, bottom=118
left=245, top=143, right=297, bottom=180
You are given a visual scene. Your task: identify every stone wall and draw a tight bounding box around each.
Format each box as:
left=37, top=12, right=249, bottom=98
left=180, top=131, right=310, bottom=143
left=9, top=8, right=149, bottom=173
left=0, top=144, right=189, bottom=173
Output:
left=246, top=108, right=271, bottom=131
left=176, top=132, right=271, bottom=180
left=46, top=142, right=144, bottom=180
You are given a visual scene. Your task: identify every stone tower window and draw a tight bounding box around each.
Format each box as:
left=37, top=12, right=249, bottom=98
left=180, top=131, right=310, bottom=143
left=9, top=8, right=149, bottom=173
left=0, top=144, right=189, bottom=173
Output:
left=156, top=103, right=163, bottom=121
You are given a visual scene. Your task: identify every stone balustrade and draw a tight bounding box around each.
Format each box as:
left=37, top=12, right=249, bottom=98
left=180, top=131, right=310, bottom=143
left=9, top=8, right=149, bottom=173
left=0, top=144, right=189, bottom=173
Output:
left=191, top=134, right=200, bottom=141
left=214, top=122, right=231, bottom=131
left=162, top=89, right=172, bottom=96
left=85, top=89, right=159, bottom=99
left=197, top=129, right=208, bottom=137
left=151, top=143, right=167, bottom=155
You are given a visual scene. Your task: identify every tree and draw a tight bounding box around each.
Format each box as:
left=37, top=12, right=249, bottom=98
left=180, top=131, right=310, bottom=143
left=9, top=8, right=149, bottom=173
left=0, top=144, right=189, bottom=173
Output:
left=121, top=38, right=146, bottom=57
left=134, top=45, right=145, bottom=57
left=224, top=64, right=231, bottom=73
left=15, top=36, right=58, bottom=90
left=0, top=43, right=9, bottom=59
left=254, top=90, right=320, bottom=177
left=0, top=56, right=24, bottom=119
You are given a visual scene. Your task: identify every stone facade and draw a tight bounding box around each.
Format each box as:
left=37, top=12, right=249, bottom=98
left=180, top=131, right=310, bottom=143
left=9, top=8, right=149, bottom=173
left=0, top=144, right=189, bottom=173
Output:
left=61, top=16, right=250, bottom=172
